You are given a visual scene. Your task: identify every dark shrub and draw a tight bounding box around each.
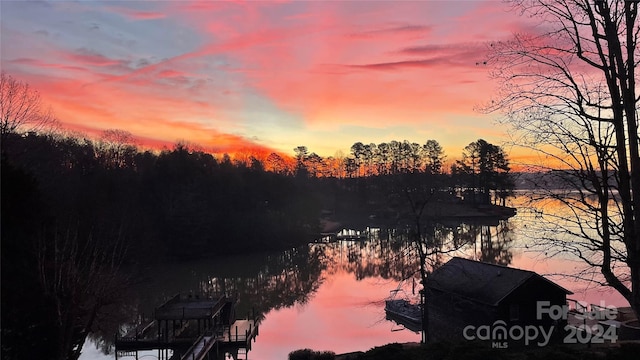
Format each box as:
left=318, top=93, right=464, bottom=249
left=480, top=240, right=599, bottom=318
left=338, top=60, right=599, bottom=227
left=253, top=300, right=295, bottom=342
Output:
left=289, top=348, right=335, bottom=360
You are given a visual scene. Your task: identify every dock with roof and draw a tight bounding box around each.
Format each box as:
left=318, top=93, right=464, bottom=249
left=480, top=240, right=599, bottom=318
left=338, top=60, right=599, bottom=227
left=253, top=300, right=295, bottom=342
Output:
left=115, top=293, right=259, bottom=360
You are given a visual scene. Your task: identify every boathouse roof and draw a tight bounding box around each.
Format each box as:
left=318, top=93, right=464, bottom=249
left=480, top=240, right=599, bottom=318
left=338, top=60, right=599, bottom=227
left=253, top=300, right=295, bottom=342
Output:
left=426, top=257, right=572, bottom=306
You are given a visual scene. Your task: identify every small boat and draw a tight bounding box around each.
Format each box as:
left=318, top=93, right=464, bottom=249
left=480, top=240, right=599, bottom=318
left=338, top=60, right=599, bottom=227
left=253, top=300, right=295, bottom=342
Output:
left=385, top=287, right=422, bottom=333
left=385, top=298, right=422, bottom=325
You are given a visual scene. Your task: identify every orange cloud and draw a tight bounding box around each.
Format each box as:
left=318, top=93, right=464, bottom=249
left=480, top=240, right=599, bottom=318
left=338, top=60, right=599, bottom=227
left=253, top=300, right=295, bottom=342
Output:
left=108, top=7, right=167, bottom=20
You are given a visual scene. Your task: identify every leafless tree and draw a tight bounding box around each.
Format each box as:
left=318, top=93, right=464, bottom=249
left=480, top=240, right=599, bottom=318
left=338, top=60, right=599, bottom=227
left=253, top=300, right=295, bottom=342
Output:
left=396, top=172, right=477, bottom=342
left=483, top=0, right=639, bottom=318
left=0, top=72, right=57, bottom=140
left=96, top=129, right=138, bottom=169
left=36, top=224, right=128, bottom=360
left=265, top=152, right=288, bottom=174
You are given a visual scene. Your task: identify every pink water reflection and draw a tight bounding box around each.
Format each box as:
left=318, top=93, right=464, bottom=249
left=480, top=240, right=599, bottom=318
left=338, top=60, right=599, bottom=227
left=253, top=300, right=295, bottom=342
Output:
left=505, top=195, right=629, bottom=309
left=249, top=269, right=420, bottom=359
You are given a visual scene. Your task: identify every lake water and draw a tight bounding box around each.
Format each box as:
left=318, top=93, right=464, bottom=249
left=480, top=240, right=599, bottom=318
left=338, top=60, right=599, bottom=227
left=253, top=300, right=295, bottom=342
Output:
left=80, top=196, right=628, bottom=360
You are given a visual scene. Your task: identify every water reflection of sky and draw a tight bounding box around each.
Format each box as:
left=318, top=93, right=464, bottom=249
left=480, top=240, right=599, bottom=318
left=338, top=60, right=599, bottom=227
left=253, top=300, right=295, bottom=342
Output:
left=81, top=269, right=420, bottom=360
left=506, top=196, right=628, bottom=308
left=250, top=269, right=420, bottom=359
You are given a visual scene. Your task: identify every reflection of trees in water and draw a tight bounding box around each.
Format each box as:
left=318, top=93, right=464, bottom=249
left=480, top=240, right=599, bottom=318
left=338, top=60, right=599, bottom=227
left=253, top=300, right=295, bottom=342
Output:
left=318, top=220, right=515, bottom=283
left=85, top=301, right=138, bottom=355
left=85, top=246, right=328, bottom=355
left=86, top=220, right=514, bottom=355
left=318, top=219, right=514, bottom=344
left=320, top=229, right=419, bottom=282
left=474, top=220, right=514, bottom=266
left=199, top=246, right=329, bottom=318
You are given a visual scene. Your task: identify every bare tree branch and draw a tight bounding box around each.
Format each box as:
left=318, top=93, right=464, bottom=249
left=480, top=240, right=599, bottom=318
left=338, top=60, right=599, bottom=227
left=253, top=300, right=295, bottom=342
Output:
left=483, top=0, right=639, bottom=318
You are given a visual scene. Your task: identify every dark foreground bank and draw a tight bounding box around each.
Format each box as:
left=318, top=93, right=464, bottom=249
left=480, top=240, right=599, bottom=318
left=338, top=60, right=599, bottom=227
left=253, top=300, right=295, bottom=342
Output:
left=290, top=341, right=640, bottom=360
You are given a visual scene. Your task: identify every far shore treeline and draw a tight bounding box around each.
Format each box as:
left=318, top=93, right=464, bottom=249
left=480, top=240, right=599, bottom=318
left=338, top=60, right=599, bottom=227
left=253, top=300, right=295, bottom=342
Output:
left=2, top=130, right=514, bottom=261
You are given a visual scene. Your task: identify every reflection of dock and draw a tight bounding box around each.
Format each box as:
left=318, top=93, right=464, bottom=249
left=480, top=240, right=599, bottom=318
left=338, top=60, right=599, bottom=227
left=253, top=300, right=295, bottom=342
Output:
left=115, top=293, right=259, bottom=360
left=336, top=228, right=368, bottom=241
left=318, top=227, right=377, bottom=242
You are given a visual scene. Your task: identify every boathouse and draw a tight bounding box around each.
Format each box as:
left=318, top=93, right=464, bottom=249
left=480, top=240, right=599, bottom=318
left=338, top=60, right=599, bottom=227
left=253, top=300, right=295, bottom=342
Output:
left=425, top=257, right=572, bottom=346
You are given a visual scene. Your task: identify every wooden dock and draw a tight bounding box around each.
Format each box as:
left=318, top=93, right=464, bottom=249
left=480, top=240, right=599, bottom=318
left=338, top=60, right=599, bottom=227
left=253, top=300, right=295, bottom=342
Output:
left=115, top=293, right=259, bottom=360
left=179, top=320, right=259, bottom=360
left=565, top=299, right=640, bottom=342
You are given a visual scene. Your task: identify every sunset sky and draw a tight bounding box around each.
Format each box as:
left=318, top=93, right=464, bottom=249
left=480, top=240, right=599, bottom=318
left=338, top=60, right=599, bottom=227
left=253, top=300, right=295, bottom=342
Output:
left=1, top=0, right=539, bottom=161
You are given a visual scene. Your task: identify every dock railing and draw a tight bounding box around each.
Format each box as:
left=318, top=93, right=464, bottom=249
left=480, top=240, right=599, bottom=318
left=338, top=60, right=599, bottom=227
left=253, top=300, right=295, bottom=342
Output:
left=567, top=298, right=588, bottom=314
left=567, top=298, right=618, bottom=321
left=116, top=315, right=156, bottom=343
left=226, top=324, right=252, bottom=342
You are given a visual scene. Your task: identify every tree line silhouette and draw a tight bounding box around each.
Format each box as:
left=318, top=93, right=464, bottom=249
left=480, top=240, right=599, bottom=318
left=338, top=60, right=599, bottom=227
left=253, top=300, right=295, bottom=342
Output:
left=286, top=139, right=445, bottom=178
left=2, top=129, right=514, bottom=263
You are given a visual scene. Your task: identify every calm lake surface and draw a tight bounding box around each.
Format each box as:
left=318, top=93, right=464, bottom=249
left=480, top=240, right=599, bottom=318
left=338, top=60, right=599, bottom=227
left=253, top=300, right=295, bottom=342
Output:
left=80, top=195, right=627, bottom=360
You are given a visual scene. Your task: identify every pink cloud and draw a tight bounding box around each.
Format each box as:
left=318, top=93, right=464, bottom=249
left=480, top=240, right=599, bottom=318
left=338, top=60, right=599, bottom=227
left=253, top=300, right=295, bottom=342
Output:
left=346, top=58, right=461, bottom=71
left=162, top=1, right=499, bottom=134
left=10, top=58, right=89, bottom=73
left=157, top=69, right=186, bottom=78
left=61, top=48, right=129, bottom=68
left=107, top=6, right=167, bottom=20
left=347, top=24, right=432, bottom=40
